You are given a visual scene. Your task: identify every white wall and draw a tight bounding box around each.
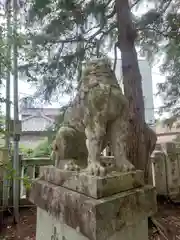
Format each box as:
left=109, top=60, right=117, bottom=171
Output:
left=20, top=136, right=47, bottom=149
left=22, top=117, right=52, bottom=132
left=114, top=59, right=155, bottom=126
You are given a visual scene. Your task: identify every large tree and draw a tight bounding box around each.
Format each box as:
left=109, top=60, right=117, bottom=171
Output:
left=20, top=0, right=177, bottom=97
left=18, top=0, right=180, bottom=177
left=115, top=0, right=157, bottom=177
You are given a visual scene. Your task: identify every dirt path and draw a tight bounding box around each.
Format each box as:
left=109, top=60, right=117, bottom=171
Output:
left=0, top=208, right=36, bottom=240
left=152, top=202, right=180, bottom=239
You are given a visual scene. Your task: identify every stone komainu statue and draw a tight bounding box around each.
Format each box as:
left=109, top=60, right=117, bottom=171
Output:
left=51, top=58, right=135, bottom=176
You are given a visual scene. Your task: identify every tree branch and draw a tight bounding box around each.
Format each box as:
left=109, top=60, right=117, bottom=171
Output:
left=86, top=22, right=117, bottom=51
left=145, top=0, right=173, bottom=26
left=107, top=0, right=142, bottom=19
left=130, top=0, right=142, bottom=9
left=138, top=26, right=171, bottom=39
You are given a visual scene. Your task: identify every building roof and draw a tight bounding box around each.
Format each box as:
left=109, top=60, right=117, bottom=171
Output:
left=21, top=107, right=61, bottom=118
left=21, top=107, right=60, bottom=132
left=21, top=112, right=54, bottom=123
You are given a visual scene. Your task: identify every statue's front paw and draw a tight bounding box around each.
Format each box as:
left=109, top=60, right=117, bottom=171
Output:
left=128, top=163, right=135, bottom=171
left=119, top=162, right=135, bottom=172
left=86, top=162, right=107, bottom=176
left=64, top=160, right=80, bottom=171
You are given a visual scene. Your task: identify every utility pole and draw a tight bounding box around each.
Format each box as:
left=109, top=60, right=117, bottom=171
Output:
left=12, top=0, right=20, bottom=223
left=3, top=0, right=12, bottom=210
left=5, top=0, right=11, bottom=150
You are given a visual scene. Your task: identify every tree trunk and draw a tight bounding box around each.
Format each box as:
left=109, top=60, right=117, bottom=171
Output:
left=115, top=0, right=157, bottom=182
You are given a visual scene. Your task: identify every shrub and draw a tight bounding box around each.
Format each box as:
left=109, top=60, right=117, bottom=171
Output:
left=31, top=140, right=51, bottom=157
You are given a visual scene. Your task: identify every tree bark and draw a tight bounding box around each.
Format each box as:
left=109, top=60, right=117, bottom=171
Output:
left=115, top=0, right=157, bottom=182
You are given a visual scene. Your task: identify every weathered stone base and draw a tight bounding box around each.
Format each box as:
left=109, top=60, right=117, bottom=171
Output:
left=30, top=167, right=157, bottom=240
left=39, top=166, right=144, bottom=198
left=36, top=207, right=148, bottom=240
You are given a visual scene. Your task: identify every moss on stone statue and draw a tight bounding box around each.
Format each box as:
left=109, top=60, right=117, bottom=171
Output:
left=51, top=58, right=134, bottom=175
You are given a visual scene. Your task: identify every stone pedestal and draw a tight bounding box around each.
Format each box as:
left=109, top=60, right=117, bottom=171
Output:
left=30, top=166, right=157, bottom=240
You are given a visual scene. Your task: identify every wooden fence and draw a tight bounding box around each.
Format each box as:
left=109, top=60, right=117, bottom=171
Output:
left=0, top=155, right=53, bottom=209
left=20, top=157, right=53, bottom=200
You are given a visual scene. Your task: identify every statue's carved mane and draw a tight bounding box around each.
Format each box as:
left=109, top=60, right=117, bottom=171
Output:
left=78, top=58, right=118, bottom=90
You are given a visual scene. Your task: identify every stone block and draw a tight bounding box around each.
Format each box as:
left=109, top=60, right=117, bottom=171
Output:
left=30, top=177, right=157, bottom=240
left=36, top=207, right=148, bottom=240
left=39, top=166, right=144, bottom=199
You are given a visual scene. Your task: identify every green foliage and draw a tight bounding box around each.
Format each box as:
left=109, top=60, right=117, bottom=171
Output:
left=19, top=144, right=33, bottom=157
left=9, top=143, right=33, bottom=157
left=0, top=114, right=5, bottom=138
left=0, top=25, right=7, bottom=137
left=16, top=0, right=180, bottom=116
left=19, top=0, right=118, bottom=101
left=31, top=140, right=51, bottom=157
left=135, top=1, right=180, bottom=116
left=157, top=20, right=180, bottom=115
left=0, top=29, right=11, bottom=77
left=3, top=161, right=32, bottom=190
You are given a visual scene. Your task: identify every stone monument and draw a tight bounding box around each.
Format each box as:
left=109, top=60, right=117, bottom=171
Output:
left=30, top=58, right=157, bottom=240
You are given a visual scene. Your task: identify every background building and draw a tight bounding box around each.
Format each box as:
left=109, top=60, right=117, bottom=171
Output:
left=20, top=108, right=59, bottom=148
left=115, top=59, right=155, bottom=127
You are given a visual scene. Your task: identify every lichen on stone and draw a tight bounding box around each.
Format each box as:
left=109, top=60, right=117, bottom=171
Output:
left=51, top=58, right=135, bottom=176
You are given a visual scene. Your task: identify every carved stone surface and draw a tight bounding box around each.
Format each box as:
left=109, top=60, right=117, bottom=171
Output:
left=30, top=179, right=157, bottom=240
left=51, top=58, right=134, bottom=176
left=39, top=166, right=144, bottom=199
left=151, top=142, right=180, bottom=201
left=37, top=207, right=149, bottom=240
